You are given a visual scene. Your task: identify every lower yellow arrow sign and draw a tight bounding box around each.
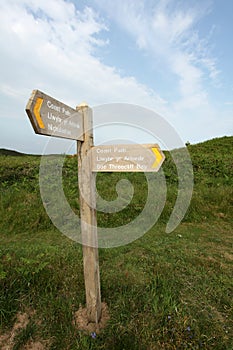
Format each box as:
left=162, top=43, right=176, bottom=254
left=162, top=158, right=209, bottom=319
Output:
left=33, top=97, right=45, bottom=129
left=152, top=147, right=163, bottom=168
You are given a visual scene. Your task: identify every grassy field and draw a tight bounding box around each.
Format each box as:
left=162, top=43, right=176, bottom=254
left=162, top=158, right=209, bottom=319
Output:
left=0, top=136, right=232, bottom=349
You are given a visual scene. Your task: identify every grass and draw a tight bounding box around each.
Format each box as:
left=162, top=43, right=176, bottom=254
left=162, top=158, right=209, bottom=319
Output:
left=0, top=136, right=232, bottom=349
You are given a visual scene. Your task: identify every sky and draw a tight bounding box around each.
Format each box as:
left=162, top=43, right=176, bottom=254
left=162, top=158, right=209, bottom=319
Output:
left=0, top=0, right=232, bottom=154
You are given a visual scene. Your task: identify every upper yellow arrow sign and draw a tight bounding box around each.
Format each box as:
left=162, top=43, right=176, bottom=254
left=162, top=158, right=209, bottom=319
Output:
left=33, top=97, right=45, bottom=129
left=26, top=89, right=84, bottom=140
left=152, top=147, right=163, bottom=168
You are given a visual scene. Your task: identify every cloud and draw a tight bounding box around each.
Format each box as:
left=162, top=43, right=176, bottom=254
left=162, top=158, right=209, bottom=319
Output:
left=0, top=0, right=169, bottom=153
left=0, top=0, right=230, bottom=154
left=93, top=0, right=220, bottom=110
left=92, top=0, right=232, bottom=141
left=0, top=0, right=166, bottom=108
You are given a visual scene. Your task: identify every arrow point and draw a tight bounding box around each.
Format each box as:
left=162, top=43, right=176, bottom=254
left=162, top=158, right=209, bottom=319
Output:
left=152, top=147, right=163, bottom=168
left=34, top=97, right=45, bottom=129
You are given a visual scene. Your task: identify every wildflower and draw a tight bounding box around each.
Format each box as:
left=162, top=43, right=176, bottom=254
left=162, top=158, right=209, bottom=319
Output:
left=91, top=332, right=96, bottom=339
left=186, top=326, right=191, bottom=332
left=168, top=315, right=171, bottom=320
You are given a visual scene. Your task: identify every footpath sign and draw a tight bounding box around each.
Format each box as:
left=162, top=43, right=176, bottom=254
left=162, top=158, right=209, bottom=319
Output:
left=26, top=90, right=165, bottom=325
left=91, top=144, right=164, bottom=172
left=26, top=90, right=83, bottom=140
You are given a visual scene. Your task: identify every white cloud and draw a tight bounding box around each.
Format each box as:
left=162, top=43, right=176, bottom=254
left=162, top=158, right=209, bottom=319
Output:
left=0, top=0, right=230, bottom=154
left=92, top=0, right=231, bottom=142
left=0, top=0, right=168, bottom=153
left=0, top=0, right=167, bottom=107
left=93, top=0, right=220, bottom=110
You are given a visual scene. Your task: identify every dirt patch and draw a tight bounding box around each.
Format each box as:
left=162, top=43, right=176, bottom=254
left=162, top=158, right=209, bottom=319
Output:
left=0, top=312, right=29, bottom=350
left=24, top=341, right=45, bottom=350
left=224, top=252, right=233, bottom=261
left=0, top=312, right=46, bottom=350
left=74, top=302, right=110, bottom=334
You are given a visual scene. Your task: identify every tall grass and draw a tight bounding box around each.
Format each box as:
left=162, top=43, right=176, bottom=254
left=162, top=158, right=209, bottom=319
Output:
left=0, top=137, right=232, bottom=349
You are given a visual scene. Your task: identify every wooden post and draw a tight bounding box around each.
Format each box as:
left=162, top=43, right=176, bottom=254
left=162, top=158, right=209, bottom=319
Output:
left=76, top=104, right=101, bottom=323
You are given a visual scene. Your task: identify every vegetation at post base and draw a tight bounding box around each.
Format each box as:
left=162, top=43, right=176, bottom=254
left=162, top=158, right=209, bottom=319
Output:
left=0, top=136, right=232, bottom=349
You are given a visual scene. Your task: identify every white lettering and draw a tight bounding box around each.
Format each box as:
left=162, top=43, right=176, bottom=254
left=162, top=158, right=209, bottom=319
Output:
left=124, top=155, right=144, bottom=162
left=96, top=148, right=112, bottom=154
left=62, top=107, right=71, bottom=116
left=47, top=112, right=62, bottom=124
left=48, top=123, right=71, bottom=136
left=97, top=156, right=114, bottom=162
left=47, top=101, right=61, bottom=112
left=136, top=164, right=147, bottom=170
left=109, top=163, right=134, bottom=170
left=68, top=120, right=80, bottom=129
left=97, top=164, right=107, bottom=170
left=114, top=147, right=126, bottom=153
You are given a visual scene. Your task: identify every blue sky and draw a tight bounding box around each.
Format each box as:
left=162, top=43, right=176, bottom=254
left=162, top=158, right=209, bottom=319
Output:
left=0, top=0, right=232, bottom=154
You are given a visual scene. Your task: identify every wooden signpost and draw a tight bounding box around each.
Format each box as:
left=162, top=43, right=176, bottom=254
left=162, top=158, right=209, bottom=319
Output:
left=26, top=90, right=165, bottom=325
left=76, top=104, right=101, bottom=323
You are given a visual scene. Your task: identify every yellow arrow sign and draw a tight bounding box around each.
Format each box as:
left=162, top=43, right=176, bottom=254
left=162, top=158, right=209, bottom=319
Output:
left=152, top=147, right=163, bottom=168
left=26, top=90, right=84, bottom=140
left=91, top=144, right=165, bottom=172
left=33, top=97, right=45, bottom=129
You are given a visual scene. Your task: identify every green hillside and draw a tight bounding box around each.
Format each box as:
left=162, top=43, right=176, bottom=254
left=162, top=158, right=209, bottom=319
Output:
left=0, top=136, right=232, bottom=349
left=0, top=148, right=26, bottom=156
left=187, top=136, right=232, bottom=185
